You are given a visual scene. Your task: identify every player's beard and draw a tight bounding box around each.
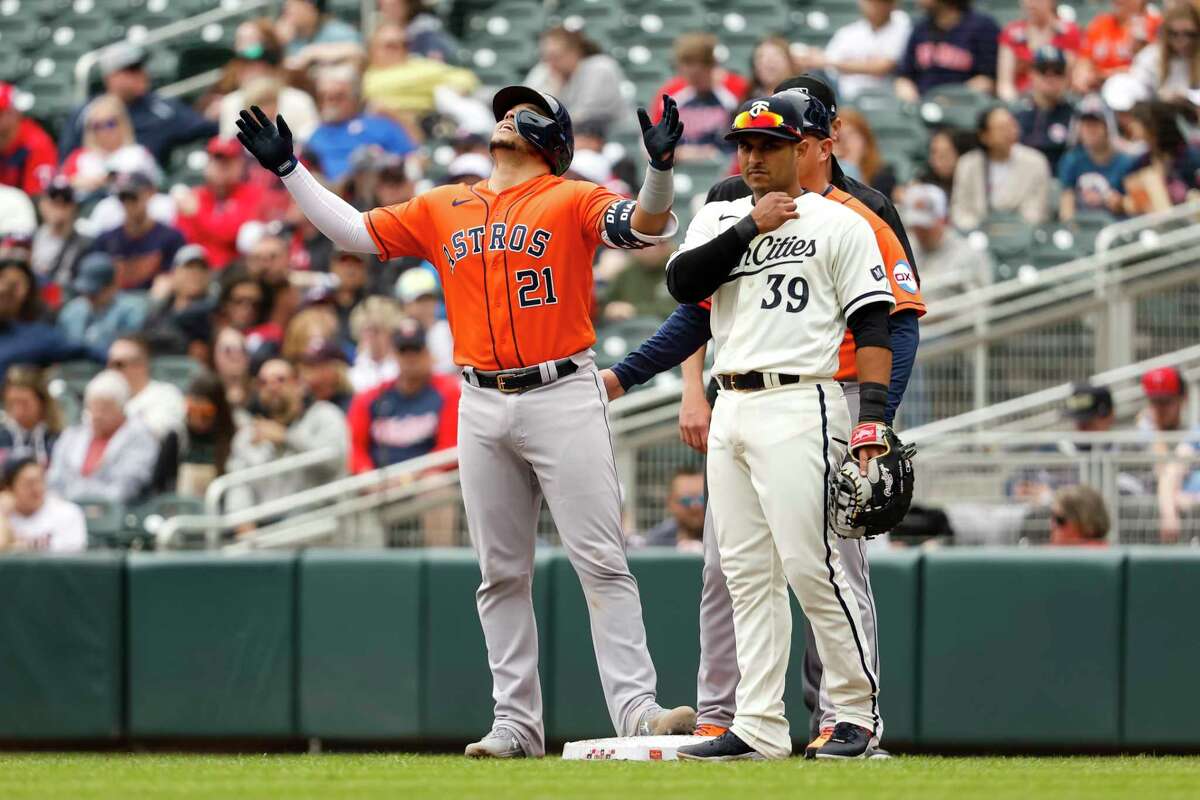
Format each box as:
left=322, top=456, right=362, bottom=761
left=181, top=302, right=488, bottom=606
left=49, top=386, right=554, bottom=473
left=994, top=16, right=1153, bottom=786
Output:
left=489, top=131, right=537, bottom=157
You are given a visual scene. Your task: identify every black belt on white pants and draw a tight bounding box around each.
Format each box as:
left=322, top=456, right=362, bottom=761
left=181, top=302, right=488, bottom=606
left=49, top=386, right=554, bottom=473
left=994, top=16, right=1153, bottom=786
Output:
left=463, top=358, right=579, bottom=393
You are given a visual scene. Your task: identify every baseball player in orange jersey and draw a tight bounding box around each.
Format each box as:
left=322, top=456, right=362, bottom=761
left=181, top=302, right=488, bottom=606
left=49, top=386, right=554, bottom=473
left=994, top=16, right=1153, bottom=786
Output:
left=236, top=87, right=696, bottom=757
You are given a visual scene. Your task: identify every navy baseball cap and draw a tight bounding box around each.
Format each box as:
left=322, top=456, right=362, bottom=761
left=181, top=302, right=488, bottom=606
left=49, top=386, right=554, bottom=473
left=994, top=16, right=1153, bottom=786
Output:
left=393, top=317, right=427, bottom=351
left=1064, top=383, right=1113, bottom=421
left=73, top=252, right=116, bottom=295
left=727, top=91, right=832, bottom=142
left=775, top=73, right=838, bottom=119
left=1033, top=45, right=1067, bottom=73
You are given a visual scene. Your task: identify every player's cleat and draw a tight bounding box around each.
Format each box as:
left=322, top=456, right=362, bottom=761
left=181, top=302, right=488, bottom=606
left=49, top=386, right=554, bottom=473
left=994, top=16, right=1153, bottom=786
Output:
left=635, top=705, right=697, bottom=736
left=693, top=723, right=729, bottom=738
left=804, top=726, right=834, bottom=760
left=867, top=746, right=893, bottom=760
left=814, top=722, right=873, bottom=760
left=464, top=727, right=526, bottom=758
left=677, top=730, right=764, bottom=761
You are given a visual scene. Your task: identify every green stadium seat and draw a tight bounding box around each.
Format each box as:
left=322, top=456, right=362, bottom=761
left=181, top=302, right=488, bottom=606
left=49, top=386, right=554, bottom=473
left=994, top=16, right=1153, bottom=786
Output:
left=1030, top=226, right=1086, bottom=268
left=920, top=83, right=997, bottom=130
left=75, top=496, right=128, bottom=550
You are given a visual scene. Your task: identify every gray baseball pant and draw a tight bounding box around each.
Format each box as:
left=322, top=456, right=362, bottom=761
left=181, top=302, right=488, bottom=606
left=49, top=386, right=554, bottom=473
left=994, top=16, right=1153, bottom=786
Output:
left=458, top=356, right=663, bottom=756
left=696, top=382, right=884, bottom=743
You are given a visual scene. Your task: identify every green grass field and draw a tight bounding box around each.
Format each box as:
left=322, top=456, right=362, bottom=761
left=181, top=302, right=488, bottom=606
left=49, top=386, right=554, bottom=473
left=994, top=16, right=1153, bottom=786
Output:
left=3, top=754, right=1199, bottom=800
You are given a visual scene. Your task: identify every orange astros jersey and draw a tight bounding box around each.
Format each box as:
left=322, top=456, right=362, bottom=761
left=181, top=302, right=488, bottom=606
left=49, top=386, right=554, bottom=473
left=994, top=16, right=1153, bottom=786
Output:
left=364, top=174, right=633, bottom=371
left=826, top=186, right=925, bottom=382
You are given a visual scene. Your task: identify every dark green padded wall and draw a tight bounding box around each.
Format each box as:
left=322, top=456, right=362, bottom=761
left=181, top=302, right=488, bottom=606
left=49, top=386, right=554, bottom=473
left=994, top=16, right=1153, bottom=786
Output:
left=298, top=550, right=423, bottom=739
left=0, top=555, right=123, bottom=739
left=421, top=548, right=554, bottom=741
left=920, top=549, right=1123, bottom=746
left=126, top=553, right=296, bottom=737
left=1122, top=548, right=1200, bottom=747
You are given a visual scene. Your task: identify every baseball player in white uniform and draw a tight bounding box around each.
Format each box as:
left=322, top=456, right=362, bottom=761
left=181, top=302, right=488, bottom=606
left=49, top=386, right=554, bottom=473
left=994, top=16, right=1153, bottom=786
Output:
left=671, top=92, right=894, bottom=761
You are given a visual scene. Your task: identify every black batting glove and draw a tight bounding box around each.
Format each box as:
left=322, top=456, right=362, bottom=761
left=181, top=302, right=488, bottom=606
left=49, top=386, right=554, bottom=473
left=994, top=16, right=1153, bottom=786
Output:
left=235, top=105, right=298, bottom=177
left=638, top=93, right=684, bottom=171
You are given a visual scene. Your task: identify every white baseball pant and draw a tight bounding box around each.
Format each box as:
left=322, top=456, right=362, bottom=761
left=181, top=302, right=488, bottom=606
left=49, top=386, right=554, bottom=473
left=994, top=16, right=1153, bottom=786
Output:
left=706, top=379, right=879, bottom=759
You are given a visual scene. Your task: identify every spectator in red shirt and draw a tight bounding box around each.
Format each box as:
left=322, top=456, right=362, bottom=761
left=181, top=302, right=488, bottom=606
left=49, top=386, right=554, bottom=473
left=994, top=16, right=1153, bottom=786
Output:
left=651, top=33, right=748, bottom=160
left=1074, top=0, right=1162, bottom=91
left=176, top=137, right=267, bottom=269
left=0, top=83, right=56, bottom=197
left=347, top=317, right=458, bottom=475
left=997, top=0, right=1082, bottom=102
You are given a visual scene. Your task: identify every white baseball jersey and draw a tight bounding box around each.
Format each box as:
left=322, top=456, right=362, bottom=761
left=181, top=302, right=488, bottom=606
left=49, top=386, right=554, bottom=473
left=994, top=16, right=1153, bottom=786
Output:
left=669, top=191, right=894, bottom=377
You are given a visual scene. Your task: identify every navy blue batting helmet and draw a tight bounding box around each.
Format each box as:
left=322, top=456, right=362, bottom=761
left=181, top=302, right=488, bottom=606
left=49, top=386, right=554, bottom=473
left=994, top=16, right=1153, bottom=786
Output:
left=492, top=85, right=574, bottom=176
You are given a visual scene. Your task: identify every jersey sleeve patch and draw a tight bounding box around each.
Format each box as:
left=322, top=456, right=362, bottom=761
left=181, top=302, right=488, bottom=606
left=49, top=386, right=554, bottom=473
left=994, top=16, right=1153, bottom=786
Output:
left=601, top=199, right=648, bottom=249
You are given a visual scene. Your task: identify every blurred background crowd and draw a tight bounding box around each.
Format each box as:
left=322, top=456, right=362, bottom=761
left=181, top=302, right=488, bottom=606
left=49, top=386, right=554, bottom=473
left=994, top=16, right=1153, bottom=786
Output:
left=0, top=0, right=1196, bottom=554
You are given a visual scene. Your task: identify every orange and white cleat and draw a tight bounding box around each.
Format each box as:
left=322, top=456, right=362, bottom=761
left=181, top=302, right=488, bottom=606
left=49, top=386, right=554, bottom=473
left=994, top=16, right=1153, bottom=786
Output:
left=804, top=726, right=834, bottom=760
left=693, top=723, right=729, bottom=738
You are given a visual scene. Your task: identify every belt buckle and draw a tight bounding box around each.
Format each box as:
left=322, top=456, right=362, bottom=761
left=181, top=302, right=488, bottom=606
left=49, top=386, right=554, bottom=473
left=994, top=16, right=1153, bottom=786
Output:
left=496, top=373, right=520, bottom=393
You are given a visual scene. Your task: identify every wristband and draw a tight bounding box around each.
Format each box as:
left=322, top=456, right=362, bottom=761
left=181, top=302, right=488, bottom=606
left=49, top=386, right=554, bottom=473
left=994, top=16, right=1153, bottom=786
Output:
left=637, top=164, right=674, bottom=215
left=857, top=381, right=888, bottom=424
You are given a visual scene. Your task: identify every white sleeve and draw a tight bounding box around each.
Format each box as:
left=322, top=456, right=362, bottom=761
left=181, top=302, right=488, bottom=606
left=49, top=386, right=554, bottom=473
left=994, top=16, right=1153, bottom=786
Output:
left=279, top=163, right=379, bottom=254
left=834, top=213, right=894, bottom=321
left=665, top=202, right=722, bottom=268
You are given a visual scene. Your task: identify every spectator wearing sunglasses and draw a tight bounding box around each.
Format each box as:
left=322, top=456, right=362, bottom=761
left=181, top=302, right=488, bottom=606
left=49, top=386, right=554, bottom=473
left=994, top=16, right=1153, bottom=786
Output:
left=106, top=335, right=186, bottom=441
left=1014, top=46, right=1076, bottom=171
left=641, top=465, right=706, bottom=552
left=91, top=171, right=185, bottom=291
left=60, top=94, right=157, bottom=197
left=1049, top=485, right=1110, bottom=546
left=1129, top=1, right=1200, bottom=105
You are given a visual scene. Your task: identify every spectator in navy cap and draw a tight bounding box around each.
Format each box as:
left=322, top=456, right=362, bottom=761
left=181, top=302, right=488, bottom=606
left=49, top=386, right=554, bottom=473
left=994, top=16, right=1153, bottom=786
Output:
left=347, top=317, right=459, bottom=474
left=56, top=252, right=149, bottom=352
left=59, top=42, right=217, bottom=164
left=1065, top=383, right=1115, bottom=434
left=91, top=171, right=185, bottom=291
left=1015, top=45, right=1076, bottom=171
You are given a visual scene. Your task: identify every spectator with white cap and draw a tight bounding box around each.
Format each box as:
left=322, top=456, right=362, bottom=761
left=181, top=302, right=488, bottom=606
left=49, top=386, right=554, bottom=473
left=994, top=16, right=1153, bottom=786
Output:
left=0, top=81, right=56, bottom=196
left=0, top=187, right=37, bottom=240
left=56, top=252, right=149, bottom=352
left=443, top=152, right=491, bottom=185
left=59, top=42, right=217, bottom=164
left=395, top=267, right=454, bottom=374
left=46, top=368, right=159, bottom=505
left=175, top=136, right=268, bottom=269
left=899, top=183, right=989, bottom=302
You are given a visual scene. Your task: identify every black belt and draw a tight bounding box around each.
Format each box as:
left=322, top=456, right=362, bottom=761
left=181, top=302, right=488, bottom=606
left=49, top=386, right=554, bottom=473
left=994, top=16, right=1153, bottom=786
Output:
left=469, top=359, right=578, bottom=393
left=715, top=371, right=802, bottom=392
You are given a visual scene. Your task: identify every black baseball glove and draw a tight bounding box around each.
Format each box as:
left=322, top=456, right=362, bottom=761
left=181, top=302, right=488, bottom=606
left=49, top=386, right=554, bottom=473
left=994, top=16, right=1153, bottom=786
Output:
left=235, top=105, right=298, bottom=177
left=637, top=94, right=684, bottom=171
left=831, top=423, right=917, bottom=539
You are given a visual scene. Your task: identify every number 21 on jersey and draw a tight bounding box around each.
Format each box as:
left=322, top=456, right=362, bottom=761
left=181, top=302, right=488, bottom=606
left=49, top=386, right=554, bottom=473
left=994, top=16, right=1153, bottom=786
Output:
left=516, top=266, right=558, bottom=308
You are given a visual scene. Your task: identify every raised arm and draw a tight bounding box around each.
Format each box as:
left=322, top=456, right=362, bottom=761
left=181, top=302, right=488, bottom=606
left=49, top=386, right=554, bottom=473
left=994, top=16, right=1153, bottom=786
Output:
left=629, top=95, right=685, bottom=237
left=236, top=106, right=378, bottom=253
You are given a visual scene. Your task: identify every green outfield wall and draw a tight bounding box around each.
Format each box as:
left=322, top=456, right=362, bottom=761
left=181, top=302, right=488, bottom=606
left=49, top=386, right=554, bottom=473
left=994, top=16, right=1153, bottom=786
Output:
left=0, top=548, right=1196, bottom=750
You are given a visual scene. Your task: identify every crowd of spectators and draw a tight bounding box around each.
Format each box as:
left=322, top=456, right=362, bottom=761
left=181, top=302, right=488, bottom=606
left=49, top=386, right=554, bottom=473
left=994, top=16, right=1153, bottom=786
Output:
left=0, top=0, right=1196, bottom=550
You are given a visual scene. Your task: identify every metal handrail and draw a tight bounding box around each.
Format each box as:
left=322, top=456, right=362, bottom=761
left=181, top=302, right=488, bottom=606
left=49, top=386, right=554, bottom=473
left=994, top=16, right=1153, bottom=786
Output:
left=203, top=445, right=343, bottom=516
left=905, top=344, right=1200, bottom=443
left=1095, top=199, right=1200, bottom=253
left=74, top=0, right=274, bottom=103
